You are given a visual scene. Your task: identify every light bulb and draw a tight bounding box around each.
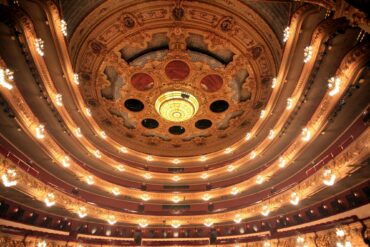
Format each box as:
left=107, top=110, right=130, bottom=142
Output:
left=328, top=76, right=341, bottom=96
left=301, top=127, right=311, bottom=141
left=94, top=150, right=101, bottom=158
left=1, top=169, right=17, bottom=187
left=141, top=194, right=150, bottom=201
left=256, top=175, right=264, bottom=184
left=36, top=124, right=45, bottom=139
left=0, top=68, right=14, bottom=90
left=290, top=192, right=300, bottom=205
left=73, top=73, right=79, bottom=85
left=261, top=205, right=270, bottom=216
left=62, top=156, right=70, bottom=168
left=75, top=127, right=83, bottom=138
left=144, top=173, right=152, bottom=180
left=44, top=193, right=56, bottom=207
left=202, top=193, right=211, bottom=201
left=77, top=206, right=87, bottom=218
left=86, top=175, right=94, bottom=185
left=107, top=215, right=116, bottom=225
left=204, top=219, right=214, bottom=227
left=111, top=187, right=120, bottom=196
left=201, top=173, right=209, bottom=180
left=271, top=77, right=277, bottom=89
left=250, top=151, right=256, bottom=159
left=231, top=187, right=239, bottom=195
left=227, top=165, right=235, bottom=172
left=279, top=156, right=286, bottom=168
left=233, top=214, right=242, bottom=223
left=55, top=94, right=63, bottom=106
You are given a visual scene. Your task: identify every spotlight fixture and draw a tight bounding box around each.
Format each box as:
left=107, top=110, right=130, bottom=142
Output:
left=286, top=98, right=293, bottom=110
left=231, top=187, right=239, bottom=195
left=141, top=194, right=151, bottom=201
left=256, top=175, right=264, bottom=184
left=227, top=165, right=235, bottom=172
left=62, top=156, right=70, bottom=168
left=245, top=132, right=251, bottom=141
left=138, top=219, right=148, bottom=228
left=328, top=76, right=342, bottom=96
left=201, top=173, right=209, bottom=180
left=77, top=206, right=87, bottom=218
left=100, top=131, right=107, bottom=139
left=261, top=205, right=270, bottom=216
left=301, top=127, right=311, bottom=141
left=204, top=218, right=214, bottom=227
left=336, top=228, right=345, bottom=237
left=172, top=158, right=180, bottom=164
left=233, top=214, right=242, bottom=223
left=35, top=124, right=45, bottom=139
left=263, top=241, right=271, bottom=247
left=271, top=77, right=277, bottom=89
left=0, top=68, right=14, bottom=90
left=250, top=151, right=257, bottom=159
left=73, top=73, right=79, bottom=85
left=111, top=187, right=120, bottom=196
left=171, top=220, right=181, bottom=228
left=323, top=169, right=336, bottom=186
left=75, top=127, right=83, bottom=138
left=1, top=168, right=17, bottom=187
left=94, top=150, right=102, bottom=158
left=120, top=146, right=128, bottom=153
left=55, top=94, right=63, bottom=106
left=172, top=195, right=181, bottom=203
left=145, top=155, right=153, bottom=161
left=268, top=129, right=275, bottom=140
left=202, top=193, right=211, bottom=201
left=44, top=193, right=56, bottom=207
left=116, top=165, right=125, bottom=172
left=144, top=173, right=152, bottom=180
left=85, top=175, right=94, bottom=185
left=85, top=107, right=92, bottom=117
left=172, top=175, right=181, bottom=182
left=107, top=215, right=117, bottom=225
left=37, top=240, right=47, bottom=247
left=35, top=38, right=45, bottom=56
left=260, top=110, right=266, bottom=119
left=199, top=155, right=207, bottom=162
left=290, top=192, right=300, bottom=205
left=279, top=156, right=286, bottom=168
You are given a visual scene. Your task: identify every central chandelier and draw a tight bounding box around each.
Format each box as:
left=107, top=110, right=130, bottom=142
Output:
left=155, top=91, right=199, bottom=122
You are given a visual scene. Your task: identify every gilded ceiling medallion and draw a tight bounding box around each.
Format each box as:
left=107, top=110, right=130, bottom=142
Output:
left=155, top=91, right=199, bottom=122
left=73, top=0, right=279, bottom=156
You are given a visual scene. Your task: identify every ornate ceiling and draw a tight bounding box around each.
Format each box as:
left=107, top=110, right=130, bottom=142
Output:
left=0, top=0, right=369, bottom=246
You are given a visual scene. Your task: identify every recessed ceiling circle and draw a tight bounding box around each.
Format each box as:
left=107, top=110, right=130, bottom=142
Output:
left=155, top=91, right=199, bottom=122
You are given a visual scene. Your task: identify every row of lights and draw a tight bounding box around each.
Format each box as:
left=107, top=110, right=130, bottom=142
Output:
left=0, top=162, right=338, bottom=228
left=26, top=18, right=340, bottom=170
